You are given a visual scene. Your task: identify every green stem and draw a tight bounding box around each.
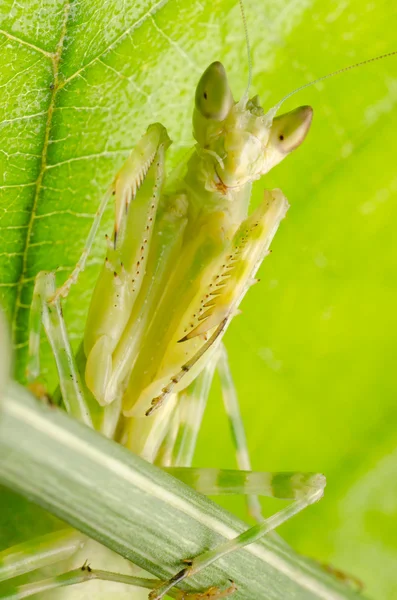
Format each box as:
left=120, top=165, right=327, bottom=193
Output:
left=0, top=382, right=361, bottom=600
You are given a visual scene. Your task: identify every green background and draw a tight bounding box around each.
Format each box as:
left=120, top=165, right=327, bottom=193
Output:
left=0, top=0, right=396, bottom=598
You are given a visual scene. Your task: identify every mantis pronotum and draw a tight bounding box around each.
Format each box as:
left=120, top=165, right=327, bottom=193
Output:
left=1, top=0, right=396, bottom=598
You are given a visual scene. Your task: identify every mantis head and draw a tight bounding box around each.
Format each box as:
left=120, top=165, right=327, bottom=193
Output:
left=192, top=62, right=313, bottom=189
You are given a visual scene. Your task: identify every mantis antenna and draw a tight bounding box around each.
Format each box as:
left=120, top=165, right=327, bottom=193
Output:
left=273, top=50, right=397, bottom=112
left=238, top=0, right=396, bottom=113
left=239, top=0, right=252, bottom=98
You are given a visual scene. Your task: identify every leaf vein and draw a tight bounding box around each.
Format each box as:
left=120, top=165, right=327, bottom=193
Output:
left=11, top=1, right=72, bottom=349
left=0, top=111, right=47, bottom=126
left=149, top=15, right=201, bottom=73
left=0, top=29, right=54, bottom=58
left=45, top=148, right=130, bottom=170
left=59, top=0, right=169, bottom=89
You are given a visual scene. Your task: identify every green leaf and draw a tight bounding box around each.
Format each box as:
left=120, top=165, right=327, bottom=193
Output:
left=0, top=0, right=396, bottom=599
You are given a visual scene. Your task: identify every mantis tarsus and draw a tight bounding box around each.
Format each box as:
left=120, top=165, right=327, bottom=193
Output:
left=1, top=0, right=396, bottom=598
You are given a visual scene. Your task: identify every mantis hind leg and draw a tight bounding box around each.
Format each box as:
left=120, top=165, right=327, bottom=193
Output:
left=216, top=343, right=262, bottom=522
left=0, top=562, right=235, bottom=600
left=154, top=358, right=217, bottom=468
left=0, top=529, right=85, bottom=584
left=27, top=270, right=121, bottom=436
left=26, top=271, right=94, bottom=427
left=0, top=529, right=234, bottom=599
left=151, top=470, right=326, bottom=600
left=169, top=359, right=217, bottom=468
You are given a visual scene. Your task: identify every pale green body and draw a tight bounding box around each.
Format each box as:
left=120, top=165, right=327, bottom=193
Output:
left=83, top=62, right=311, bottom=421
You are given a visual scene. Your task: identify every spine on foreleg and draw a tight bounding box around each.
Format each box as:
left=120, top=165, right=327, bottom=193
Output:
left=103, top=194, right=190, bottom=407
left=183, top=188, right=289, bottom=340
left=84, top=127, right=170, bottom=405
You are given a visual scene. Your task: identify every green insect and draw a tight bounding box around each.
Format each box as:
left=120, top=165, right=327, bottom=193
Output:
left=1, top=1, right=396, bottom=598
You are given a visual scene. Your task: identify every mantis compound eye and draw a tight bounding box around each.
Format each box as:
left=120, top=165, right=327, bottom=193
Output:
left=195, top=61, right=234, bottom=121
left=270, top=105, right=313, bottom=153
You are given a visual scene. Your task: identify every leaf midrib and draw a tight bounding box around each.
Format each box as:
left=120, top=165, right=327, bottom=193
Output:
left=7, top=0, right=171, bottom=362
left=10, top=0, right=70, bottom=349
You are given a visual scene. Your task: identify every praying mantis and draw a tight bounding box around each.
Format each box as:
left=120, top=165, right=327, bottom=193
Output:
left=1, top=0, right=396, bottom=598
